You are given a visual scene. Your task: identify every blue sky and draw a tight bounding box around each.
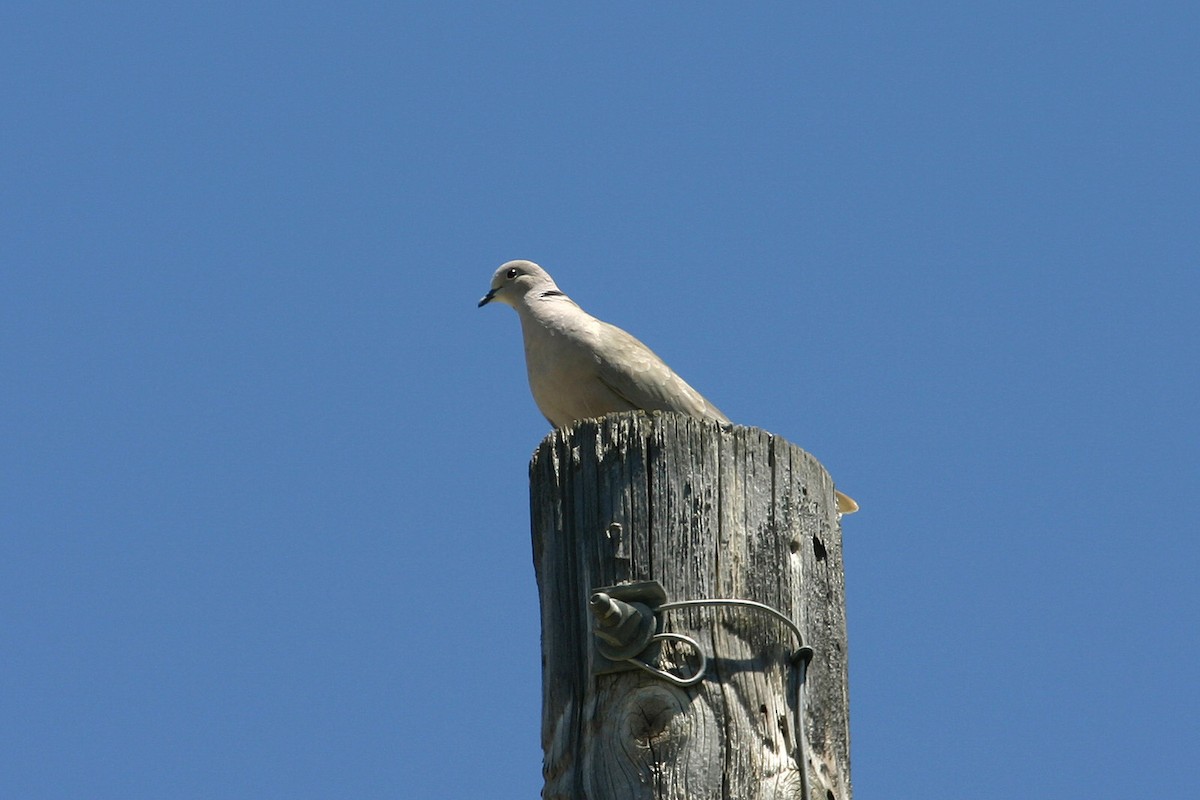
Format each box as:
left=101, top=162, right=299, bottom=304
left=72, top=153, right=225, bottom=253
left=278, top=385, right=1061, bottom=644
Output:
left=3, top=3, right=1197, bottom=798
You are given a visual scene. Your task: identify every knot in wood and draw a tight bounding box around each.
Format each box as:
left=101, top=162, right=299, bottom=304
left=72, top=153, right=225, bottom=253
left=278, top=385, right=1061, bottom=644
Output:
left=620, top=685, right=689, bottom=747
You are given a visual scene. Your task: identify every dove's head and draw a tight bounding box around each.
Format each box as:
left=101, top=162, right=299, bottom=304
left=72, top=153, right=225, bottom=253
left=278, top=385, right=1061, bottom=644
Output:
left=478, top=260, right=561, bottom=309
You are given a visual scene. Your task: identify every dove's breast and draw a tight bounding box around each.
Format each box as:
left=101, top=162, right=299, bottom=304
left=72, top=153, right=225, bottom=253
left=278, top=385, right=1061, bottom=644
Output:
left=517, top=308, right=638, bottom=427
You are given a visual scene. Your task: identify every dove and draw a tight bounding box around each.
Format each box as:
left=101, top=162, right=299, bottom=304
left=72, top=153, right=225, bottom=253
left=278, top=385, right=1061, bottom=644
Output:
left=479, top=259, right=858, bottom=514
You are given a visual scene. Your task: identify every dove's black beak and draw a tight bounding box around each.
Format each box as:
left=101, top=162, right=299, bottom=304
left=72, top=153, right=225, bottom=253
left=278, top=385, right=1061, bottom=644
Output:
left=477, top=288, right=497, bottom=308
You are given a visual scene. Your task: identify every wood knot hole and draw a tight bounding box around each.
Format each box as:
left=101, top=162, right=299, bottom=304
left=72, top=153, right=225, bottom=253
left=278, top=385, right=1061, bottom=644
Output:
left=812, top=536, right=827, bottom=561
left=625, top=687, right=684, bottom=746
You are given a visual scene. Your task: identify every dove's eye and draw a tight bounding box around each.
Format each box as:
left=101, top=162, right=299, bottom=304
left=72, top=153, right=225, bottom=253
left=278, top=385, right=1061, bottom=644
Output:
left=506, top=267, right=519, bottom=279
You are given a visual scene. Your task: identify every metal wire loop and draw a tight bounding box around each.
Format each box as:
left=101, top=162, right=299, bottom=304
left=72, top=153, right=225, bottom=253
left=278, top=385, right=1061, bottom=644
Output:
left=656, top=597, right=808, bottom=660
left=622, top=632, right=707, bottom=687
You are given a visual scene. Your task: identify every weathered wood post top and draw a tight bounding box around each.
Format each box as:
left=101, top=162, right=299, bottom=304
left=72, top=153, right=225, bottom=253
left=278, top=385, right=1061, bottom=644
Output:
left=529, top=412, right=852, bottom=800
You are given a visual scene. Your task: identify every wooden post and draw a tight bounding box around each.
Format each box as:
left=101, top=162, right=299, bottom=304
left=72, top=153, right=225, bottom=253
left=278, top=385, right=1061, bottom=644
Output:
left=530, top=413, right=852, bottom=800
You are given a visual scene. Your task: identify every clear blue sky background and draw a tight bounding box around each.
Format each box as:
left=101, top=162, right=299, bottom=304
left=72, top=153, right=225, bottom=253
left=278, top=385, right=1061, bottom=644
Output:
left=3, top=3, right=1197, bottom=798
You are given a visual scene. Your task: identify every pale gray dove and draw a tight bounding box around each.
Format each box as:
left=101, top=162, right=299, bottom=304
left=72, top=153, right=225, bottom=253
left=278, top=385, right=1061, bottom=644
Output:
left=479, top=259, right=858, bottom=514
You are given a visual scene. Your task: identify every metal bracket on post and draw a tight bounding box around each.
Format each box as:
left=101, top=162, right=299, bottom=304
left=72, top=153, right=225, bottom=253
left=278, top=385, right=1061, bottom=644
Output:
left=588, top=579, right=813, bottom=688
left=589, top=580, right=707, bottom=686
left=588, top=578, right=819, bottom=788
left=589, top=580, right=668, bottom=675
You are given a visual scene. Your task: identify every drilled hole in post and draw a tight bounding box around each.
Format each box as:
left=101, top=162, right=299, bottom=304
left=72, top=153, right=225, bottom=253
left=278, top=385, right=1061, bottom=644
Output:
left=812, top=537, right=827, bottom=561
